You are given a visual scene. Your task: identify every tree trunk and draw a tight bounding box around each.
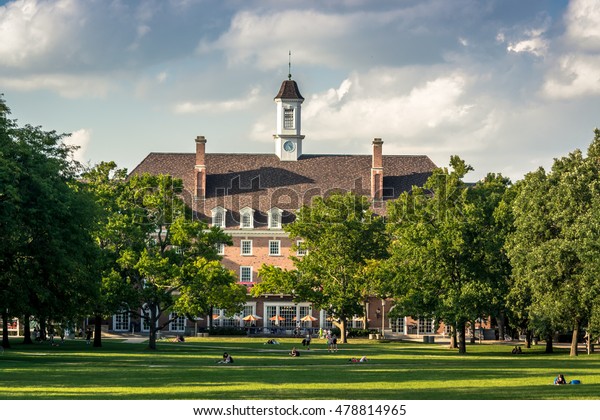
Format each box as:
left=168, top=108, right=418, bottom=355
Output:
left=363, top=301, right=369, bottom=330
left=449, top=325, right=457, bottom=349
left=470, top=319, right=476, bottom=344
left=148, top=306, right=158, bottom=350
left=22, top=314, right=32, bottom=345
left=570, top=321, right=579, bottom=357
left=525, top=329, right=532, bottom=349
left=544, top=333, right=553, bottom=353
left=497, top=314, right=506, bottom=344
left=458, top=322, right=467, bottom=354
left=39, top=318, right=47, bottom=341
left=2, top=310, right=10, bottom=349
left=93, top=314, right=103, bottom=348
left=340, top=317, right=348, bottom=344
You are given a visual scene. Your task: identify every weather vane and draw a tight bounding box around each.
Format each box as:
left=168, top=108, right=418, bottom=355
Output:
left=288, top=50, right=292, bottom=80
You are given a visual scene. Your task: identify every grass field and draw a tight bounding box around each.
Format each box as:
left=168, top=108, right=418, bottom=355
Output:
left=1, top=336, right=598, bottom=399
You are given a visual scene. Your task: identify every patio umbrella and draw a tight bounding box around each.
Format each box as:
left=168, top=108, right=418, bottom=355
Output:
left=243, top=314, right=262, bottom=322
left=269, top=315, right=285, bottom=321
left=212, top=314, right=225, bottom=320
left=300, top=315, right=318, bottom=322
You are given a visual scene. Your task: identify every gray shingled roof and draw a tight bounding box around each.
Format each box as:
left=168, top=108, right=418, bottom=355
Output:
left=130, top=152, right=436, bottom=226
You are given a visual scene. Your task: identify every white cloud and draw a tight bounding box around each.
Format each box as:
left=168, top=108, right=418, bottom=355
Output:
left=252, top=67, right=494, bottom=159
left=507, top=37, right=548, bottom=57
left=64, top=128, right=91, bottom=163
left=0, top=73, right=112, bottom=98
left=543, top=54, right=600, bottom=99
left=564, top=0, right=600, bottom=52
left=541, top=0, right=600, bottom=99
left=173, top=87, right=261, bottom=114
left=0, top=0, right=80, bottom=68
left=197, top=8, right=407, bottom=70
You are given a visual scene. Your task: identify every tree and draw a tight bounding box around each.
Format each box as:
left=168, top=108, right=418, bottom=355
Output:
left=506, top=130, right=600, bottom=356
left=0, top=96, right=99, bottom=347
left=253, top=192, right=390, bottom=343
left=81, top=162, right=144, bottom=347
left=117, top=173, right=245, bottom=350
left=386, top=157, right=508, bottom=354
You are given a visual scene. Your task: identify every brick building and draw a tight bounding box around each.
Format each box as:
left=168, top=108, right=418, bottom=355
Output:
left=122, top=75, right=439, bottom=337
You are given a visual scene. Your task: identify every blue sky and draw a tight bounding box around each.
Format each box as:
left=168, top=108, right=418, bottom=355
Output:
left=1, top=0, right=599, bottom=181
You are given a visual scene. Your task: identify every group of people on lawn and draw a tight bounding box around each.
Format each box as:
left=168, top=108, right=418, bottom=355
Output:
left=218, top=332, right=366, bottom=363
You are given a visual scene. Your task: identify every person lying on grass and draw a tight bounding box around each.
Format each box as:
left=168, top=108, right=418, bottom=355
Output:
left=349, top=356, right=368, bottom=363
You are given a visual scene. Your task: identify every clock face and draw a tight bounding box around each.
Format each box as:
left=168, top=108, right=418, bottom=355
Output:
left=283, top=140, right=296, bottom=152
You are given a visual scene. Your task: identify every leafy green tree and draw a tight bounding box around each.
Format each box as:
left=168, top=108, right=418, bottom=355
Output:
left=506, top=130, right=600, bottom=356
left=386, top=157, right=508, bottom=354
left=0, top=96, right=98, bottom=347
left=253, top=192, right=390, bottom=343
left=81, top=162, right=145, bottom=347
left=117, top=173, right=244, bottom=350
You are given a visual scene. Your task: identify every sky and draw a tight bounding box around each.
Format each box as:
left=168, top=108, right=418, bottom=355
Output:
left=1, top=0, right=600, bottom=182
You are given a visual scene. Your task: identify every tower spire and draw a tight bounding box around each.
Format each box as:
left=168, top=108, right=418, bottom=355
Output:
left=288, top=50, right=292, bottom=80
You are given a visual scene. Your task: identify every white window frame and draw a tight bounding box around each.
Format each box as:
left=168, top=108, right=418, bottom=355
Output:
left=240, top=207, right=255, bottom=229
left=113, top=310, right=130, bottom=332
left=241, top=239, right=253, bottom=256
left=240, top=266, right=253, bottom=283
left=269, top=240, right=281, bottom=256
left=211, top=206, right=227, bottom=228
left=169, top=313, right=186, bottom=332
left=296, top=240, right=307, bottom=256
left=283, top=107, right=295, bottom=129
left=268, top=207, right=282, bottom=229
left=215, top=242, right=225, bottom=255
left=140, top=306, right=158, bottom=332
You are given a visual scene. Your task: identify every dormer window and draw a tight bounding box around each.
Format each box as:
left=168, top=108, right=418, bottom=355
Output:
left=211, top=206, right=227, bottom=228
left=240, top=207, right=255, bottom=229
left=268, top=207, right=283, bottom=229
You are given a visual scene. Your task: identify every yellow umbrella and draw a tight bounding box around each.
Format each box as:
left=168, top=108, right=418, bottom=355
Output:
left=301, top=315, right=318, bottom=322
left=243, top=314, right=262, bottom=322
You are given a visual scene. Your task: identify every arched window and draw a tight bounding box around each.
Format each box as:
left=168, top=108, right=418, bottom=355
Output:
left=268, top=207, right=282, bottom=229
left=211, top=206, right=227, bottom=228
left=240, top=207, right=254, bottom=229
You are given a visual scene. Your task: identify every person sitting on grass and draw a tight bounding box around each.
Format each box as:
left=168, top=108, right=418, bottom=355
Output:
left=289, top=347, right=300, bottom=357
left=265, top=339, right=279, bottom=345
left=217, top=352, right=234, bottom=364
left=554, top=374, right=567, bottom=385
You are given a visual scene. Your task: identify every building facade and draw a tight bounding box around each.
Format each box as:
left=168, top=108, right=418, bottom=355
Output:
left=122, top=76, right=439, bottom=337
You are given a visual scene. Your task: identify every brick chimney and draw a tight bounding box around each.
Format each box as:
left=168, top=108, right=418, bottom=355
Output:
left=195, top=136, right=207, bottom=199
left=371, top=138, right=383, bottom=201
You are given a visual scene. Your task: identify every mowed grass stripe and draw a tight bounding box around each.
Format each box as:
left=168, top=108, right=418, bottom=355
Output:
left=0, top=337, right=598, bottom=399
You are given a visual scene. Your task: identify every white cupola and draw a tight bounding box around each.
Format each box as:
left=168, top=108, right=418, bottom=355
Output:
left=273, top=71, right=305, bottom=161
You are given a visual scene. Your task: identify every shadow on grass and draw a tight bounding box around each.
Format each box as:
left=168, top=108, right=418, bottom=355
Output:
left=1, top=338, right=599, bottom=400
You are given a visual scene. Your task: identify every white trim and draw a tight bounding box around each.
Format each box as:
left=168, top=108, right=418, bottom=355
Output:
left=240, top=207, right=255, bottom=229
left=269, top=240, right=281, bottom=256
left=211, top=206, right=227, bottom=228
left=240, top=239, right=253, bottom=256
left=268, top=207, right=283, bottom=229
left=240, top=266, right=253, bottom=282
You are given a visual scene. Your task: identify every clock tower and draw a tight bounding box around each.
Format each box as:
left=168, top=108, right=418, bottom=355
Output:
left=274, top=74, right=305, bottom=161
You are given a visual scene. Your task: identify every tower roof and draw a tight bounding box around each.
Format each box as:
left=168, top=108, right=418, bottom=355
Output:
left=274, top=80, right=304, bottom=100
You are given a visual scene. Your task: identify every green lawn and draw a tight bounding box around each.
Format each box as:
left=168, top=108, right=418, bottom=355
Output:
left=0, top=336, right=598, bottom=399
